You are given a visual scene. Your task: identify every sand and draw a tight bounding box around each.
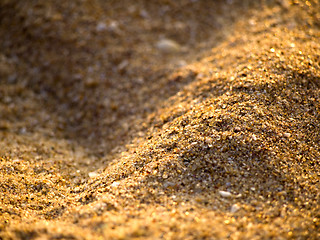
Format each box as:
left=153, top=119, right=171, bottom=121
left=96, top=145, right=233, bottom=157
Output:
left=0, top=0, right=319, bottom=239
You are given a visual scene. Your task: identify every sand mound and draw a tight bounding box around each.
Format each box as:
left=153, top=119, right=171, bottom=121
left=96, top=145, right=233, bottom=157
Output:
left=1, top=0, right=320, bottom=239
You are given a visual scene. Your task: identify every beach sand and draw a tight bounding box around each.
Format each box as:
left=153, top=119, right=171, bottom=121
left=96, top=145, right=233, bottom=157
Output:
left=0, top=0, right=319, bottom=239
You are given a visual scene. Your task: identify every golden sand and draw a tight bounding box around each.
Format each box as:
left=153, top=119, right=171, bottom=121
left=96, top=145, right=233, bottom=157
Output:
left=0, top=1, right=319, bottom=239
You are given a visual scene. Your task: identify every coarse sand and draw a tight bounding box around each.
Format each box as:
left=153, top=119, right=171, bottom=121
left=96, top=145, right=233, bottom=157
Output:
left=0, top=0, right=320, bottom=239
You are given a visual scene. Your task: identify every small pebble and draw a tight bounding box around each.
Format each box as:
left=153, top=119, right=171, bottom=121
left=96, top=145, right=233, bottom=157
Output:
left=156, top=39, right=182, bottom=53
left=175, top=60, right=187, bottom=67
left=163, top=181, right=175, bottom=188
left=85, top=78, right=99, bottom=87
left=162, top=172, right=169, bottom=179
left=283, top=132, right=291, bottom=138
left=88, top=172, right=99, bottom=178
left=111, top=181, right=120, bottom=187
left=117, top=60, right=129, bottom=71
left=96, top=22, right=107, bottom=32
left=107, top=21, right=122, bottom=34
left=230, top=204, right=241, bottom=213
left=219, top=190, right=232, bottom=198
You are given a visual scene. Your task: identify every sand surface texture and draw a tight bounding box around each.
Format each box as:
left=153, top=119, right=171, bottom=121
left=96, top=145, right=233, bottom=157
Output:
left=0, top=0, right=319, bottom=239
